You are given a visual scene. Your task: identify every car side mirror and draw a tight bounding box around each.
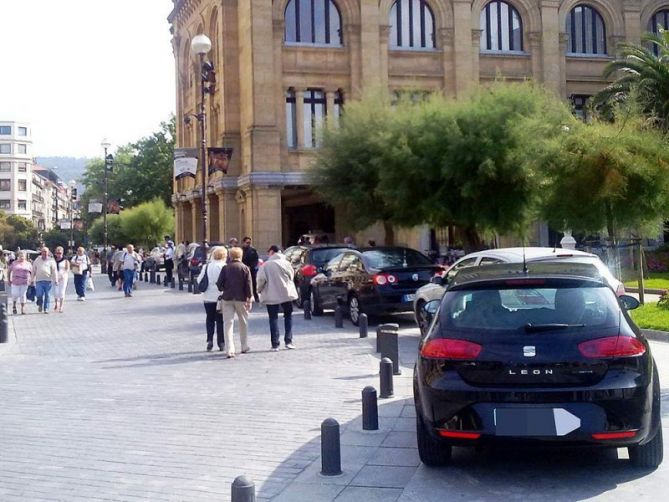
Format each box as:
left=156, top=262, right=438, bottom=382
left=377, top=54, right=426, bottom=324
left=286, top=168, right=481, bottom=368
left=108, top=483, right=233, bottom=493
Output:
left=430, top=276, right=443, bottom=285
left=422, top=299, right=441, bottom=326
left=619, top=294, right=640, bottom=311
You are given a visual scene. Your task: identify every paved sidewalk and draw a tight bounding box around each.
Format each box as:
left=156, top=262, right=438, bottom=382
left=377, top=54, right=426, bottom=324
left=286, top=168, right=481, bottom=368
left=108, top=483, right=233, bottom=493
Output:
left=0, top=273, right=415, bottom=501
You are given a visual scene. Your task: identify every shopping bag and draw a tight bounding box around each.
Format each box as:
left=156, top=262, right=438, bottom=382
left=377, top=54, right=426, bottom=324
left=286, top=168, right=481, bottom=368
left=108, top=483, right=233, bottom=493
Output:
left=86, top=276, right=95, bottom=292
left=26, top=285, right=36, bottom=302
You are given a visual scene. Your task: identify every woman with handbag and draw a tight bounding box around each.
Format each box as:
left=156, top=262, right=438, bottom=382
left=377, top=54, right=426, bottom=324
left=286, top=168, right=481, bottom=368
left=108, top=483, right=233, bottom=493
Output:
left=197, top=246, right=227, bottom=352
left=52, top=246, right=70, bottom=313
left=8, top=251, right=32, bottom=315
left=70, top=246, right=90, bottom=301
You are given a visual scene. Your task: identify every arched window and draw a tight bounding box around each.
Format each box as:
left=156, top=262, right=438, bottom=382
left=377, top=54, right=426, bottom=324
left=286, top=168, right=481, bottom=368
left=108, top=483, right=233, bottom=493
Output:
left=284, top=0, right=342, bottom=46
left=389, top=0, right=436, bottom=50
left=648, top=9, right=669, bottom=54
left=480, top=1, right=523, bottom=52
left=566, top=4, right=606, bottom=55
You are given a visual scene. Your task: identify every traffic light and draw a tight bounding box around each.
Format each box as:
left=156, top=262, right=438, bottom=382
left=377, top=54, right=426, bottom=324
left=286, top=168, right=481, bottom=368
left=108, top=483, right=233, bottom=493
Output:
left=71, top=188, right=77, bottom=201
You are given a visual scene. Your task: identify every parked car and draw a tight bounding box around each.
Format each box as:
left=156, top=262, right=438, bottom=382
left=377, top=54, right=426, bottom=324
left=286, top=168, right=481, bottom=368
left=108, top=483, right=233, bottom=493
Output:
left=284, top=244, right=353, bottom=307
left=143, top=246, right=165, bottom=271
left=413, top=261, right=662, bottom=468
left=413, top=247, right=626, bottom=336
left=309, top=247, right=443, bottom=325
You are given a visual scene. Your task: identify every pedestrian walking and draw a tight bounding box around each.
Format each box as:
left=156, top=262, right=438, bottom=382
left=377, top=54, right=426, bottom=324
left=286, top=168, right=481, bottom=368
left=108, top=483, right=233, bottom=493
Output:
left=32, top=247, right=58, bottom=314
left=121, top=244, right=141, bottom=297
left=52, top=246, right=70, bottom=313
left=112, top=245, right=125, bottom=289
left=241, top=236, right=260, bottom=302
left=197, top=246, right=227, bottom=352
left=164, top=241, right=175, bottom=285
left=70, top=246, right=91, bottom=301
left=7, top=251, right=32, bottom=315
left=256, top=245, right=298, bottom=352
left=216, top=247, right=253, bottom=358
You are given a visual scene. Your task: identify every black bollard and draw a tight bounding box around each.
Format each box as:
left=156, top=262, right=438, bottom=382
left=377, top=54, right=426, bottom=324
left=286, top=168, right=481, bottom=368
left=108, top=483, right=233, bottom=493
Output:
left=334, top=305, right=344, bottom=328
left=378, top=325, right=401, bottom=375
left=179, top=277, right=184, bottom=291
left=187, top=279, right=193, bottom=292
left=359, top=313, right=368, bottom=338
left=379, top=357, right=394, bottom=399
left=376, top=323, right=399, bottom=352
left=362, top=386, right=379, bottom=430
left=303, top=300, right=312, bottom=320
left=321, top=418, right=342, bottom=476
left=143, top=272, right=148, bottom=282
left=231, top=475, right=256, bottom=502
left=171, top=278, right=176, bottom=289
left=156, top=273, right=161, bottom=285
left=150, top=270, right=155, bottom=284
left=0, top=304, right=8, bottom=344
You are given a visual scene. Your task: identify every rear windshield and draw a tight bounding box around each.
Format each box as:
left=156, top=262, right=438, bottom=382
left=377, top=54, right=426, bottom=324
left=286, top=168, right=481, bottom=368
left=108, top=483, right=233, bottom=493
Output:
left=310, top=248, right=348, bottom=267
left=440, top=285, right=620, bottom=331
left=363, top=248, right=432, bottom=268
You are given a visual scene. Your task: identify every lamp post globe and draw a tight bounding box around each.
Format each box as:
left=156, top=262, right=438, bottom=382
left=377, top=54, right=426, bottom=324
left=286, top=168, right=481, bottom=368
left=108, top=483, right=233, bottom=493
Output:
left=190, top=34, right=212, bottom=56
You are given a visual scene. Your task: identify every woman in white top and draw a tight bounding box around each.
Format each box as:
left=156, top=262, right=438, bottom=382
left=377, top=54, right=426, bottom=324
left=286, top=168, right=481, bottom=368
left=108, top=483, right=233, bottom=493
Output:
left=52, top=246, right=70, bottom=313
left=197, top=246, right=228, bottom=351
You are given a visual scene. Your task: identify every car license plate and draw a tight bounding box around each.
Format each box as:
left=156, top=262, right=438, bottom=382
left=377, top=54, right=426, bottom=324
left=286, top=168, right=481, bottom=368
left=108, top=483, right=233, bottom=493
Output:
left=402, top=294, right=415, bottom=302
left=494, top=408, right=581, bottom=437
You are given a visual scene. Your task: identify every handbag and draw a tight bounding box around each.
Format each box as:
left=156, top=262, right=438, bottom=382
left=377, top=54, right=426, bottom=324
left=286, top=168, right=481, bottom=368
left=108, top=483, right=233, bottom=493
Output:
left=26, top=284, right=36, bottom=302
left=198, top=264, right=209, bottom=293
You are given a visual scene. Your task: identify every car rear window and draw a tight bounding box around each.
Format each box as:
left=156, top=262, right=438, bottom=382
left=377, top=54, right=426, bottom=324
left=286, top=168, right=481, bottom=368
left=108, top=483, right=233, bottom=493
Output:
left=363, top=248, right=432, bottom=268
left=310, top=248, right=348, bottom=267
left=439, top=284, right=619, bottom=332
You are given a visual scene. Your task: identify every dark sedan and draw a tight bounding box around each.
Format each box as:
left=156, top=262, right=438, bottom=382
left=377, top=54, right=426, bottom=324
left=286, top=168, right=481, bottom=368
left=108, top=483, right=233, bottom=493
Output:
left=284, top=244, right=353, bottom=308
left=310, top=247, right=443, bottom=325
left=413, top=262, right=662, bottom=468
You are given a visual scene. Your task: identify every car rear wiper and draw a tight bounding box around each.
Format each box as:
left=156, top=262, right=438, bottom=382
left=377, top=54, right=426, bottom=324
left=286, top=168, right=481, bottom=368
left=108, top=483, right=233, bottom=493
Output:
left=524, top=323, right=585, bottom=333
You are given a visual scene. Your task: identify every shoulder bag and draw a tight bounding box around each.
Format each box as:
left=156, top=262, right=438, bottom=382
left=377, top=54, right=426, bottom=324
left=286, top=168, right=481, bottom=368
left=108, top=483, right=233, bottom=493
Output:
left=198, top=264, right=209, bottom=293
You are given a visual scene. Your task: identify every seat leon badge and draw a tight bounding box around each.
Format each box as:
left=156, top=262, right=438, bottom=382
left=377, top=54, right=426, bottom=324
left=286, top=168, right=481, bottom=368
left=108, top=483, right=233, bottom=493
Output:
left=523, top=346, right=536, bottom=357
left=412, top=273, right=419, bottom=281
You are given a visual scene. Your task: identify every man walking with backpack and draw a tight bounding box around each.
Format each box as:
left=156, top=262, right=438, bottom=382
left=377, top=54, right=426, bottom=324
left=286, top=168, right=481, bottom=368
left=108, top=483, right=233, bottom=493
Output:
left=121, top=244, right=141, bottom=297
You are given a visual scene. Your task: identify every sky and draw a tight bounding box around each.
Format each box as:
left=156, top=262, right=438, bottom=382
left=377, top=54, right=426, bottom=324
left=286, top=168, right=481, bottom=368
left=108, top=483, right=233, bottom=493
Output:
left=0, top=0, right=175, bottom=158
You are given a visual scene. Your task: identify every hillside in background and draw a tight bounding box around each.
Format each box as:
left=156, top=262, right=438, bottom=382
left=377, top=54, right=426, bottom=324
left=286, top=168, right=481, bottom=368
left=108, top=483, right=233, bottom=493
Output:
left=35, top=156, right=89, bottom=184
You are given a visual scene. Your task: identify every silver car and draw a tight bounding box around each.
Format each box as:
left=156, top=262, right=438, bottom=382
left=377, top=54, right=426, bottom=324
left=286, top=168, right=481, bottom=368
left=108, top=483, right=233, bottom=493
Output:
left=413, top=247, right=625, bottom=335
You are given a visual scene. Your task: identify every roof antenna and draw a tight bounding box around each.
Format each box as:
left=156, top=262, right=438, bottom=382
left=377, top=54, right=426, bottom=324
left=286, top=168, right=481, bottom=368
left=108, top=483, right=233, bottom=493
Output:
left=522, top=239, right=528, bottom=274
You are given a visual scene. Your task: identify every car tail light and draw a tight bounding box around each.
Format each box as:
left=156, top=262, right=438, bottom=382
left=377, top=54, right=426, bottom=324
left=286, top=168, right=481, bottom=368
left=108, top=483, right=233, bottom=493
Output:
left=301, top=264, right=317, bottom=277
left=437, top=429, right=481, bottom=440
left=420, top=339, right=482, bottom=360
left=373, top=273, right=398, bottom=286
left=615, top=283, right=626, bottom=297
left=592, top=431, right=637, bottom=440
left=578, top=336, right=646, bottom=359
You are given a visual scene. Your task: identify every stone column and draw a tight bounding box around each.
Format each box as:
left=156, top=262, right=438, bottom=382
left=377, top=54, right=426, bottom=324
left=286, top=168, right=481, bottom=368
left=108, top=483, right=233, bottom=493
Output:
left=541, top=0, right=561, bottom=95
left=295, top=89, right=305, bottom=149
left=439, top=28, right=455, bottom=95
left=191, top=199, right=200, bottom=243
left=559, top=32, right=569, bottom=98
left=217, top=190, right=227, bottom=242
left=452, top=0, right=474, bottom=96
left=326, top=90, right=336, bottom=129
left=528, top=32, right=543, bottom=83
left=251, top=186, right=282, bottom=250
left=347, top=24, right=362, bottom=98
left=379, top=25, right=391, bottom=89
left=623, top=0, right=642, bottom=46
left=471, top=29, right=482, bottom=83
left=359, top=0, right=381, bottom=92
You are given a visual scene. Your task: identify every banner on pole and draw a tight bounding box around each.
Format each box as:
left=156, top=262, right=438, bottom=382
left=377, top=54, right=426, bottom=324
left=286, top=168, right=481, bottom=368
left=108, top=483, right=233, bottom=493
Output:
left=88, top=201, right=103, bottom=213
left=207, top=147, right=233, bottom=175
left=174, top=148, right=198, bottom=180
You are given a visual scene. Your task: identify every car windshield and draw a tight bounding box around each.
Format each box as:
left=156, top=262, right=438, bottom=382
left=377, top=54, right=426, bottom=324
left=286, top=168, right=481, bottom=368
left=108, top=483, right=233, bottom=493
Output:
left=363, top=248, right=432, bottom=269
left=440, top=284, right=620, bottom=331
left=311, top=247, right=349, bottom=267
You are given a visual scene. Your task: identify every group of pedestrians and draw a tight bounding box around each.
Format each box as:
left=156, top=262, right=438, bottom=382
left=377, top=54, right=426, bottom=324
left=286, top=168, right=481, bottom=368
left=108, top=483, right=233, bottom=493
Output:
left=106, top=244, right=142, bottom=297
left=197, top=242, right=297, bottom=358
left=5, top=246, right=91, bottom=314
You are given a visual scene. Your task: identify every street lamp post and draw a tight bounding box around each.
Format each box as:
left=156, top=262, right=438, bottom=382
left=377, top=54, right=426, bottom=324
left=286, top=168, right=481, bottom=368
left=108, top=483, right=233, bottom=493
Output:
left=191, top=34, right=213, bottom=247
left=101, top=138, right=112, bottom=273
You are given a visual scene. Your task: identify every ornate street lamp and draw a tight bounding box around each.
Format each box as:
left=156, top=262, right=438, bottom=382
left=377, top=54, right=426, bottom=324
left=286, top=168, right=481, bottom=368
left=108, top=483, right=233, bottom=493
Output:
left=190, top=34, right=214, bottom=247
left=101, top=138, right=112, bottom=273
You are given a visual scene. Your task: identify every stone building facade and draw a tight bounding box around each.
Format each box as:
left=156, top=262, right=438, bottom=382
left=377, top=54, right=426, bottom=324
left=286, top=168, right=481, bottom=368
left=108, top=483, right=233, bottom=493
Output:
left=169, top=0, right=669, bottom=251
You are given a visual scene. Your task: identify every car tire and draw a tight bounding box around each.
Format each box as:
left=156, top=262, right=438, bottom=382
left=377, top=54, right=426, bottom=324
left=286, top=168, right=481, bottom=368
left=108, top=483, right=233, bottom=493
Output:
left=416, top=414, right=451, bottom=467
left=415, top=299, right=428, bottom=337
left=310, top=289, right=323, bottom=316
left=629, top=368, right=663, bottom=468
left=348, top=294, right=361, bottom=326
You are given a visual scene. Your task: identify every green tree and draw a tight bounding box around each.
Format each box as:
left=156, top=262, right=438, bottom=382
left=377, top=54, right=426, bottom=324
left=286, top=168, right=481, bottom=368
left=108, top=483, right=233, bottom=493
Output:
left=88, top=214, right=128, bottom=247
left=119, top=198, right=174, bottom=248
left=594, top=29, right=669, bottom=130
left=41, top=229, right=86, bottom=252
left=532, top=118, right=669, bottom=241
left=0, top=213, right=40, bottom=250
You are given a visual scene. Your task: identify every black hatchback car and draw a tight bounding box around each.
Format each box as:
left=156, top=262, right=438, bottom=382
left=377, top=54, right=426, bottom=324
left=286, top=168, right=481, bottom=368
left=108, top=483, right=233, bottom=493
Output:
left=310, top=247, right=443, bottom=325
left=414, top=262, right=662, bottom=468
left=284, top=245, right=353, bottom=308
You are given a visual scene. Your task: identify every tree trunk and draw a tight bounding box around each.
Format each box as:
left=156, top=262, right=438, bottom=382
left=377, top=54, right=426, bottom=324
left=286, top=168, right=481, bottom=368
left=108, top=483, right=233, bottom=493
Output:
left=383, top=221, right=395, bottom=246
left=462, top=226, right=485, bottom=253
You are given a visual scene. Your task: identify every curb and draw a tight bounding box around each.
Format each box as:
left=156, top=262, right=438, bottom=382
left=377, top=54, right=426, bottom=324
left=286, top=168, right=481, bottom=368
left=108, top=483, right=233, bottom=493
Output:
left=642, top=329, right=669, bottom=343
left=626, top=287, right=667, bottom=295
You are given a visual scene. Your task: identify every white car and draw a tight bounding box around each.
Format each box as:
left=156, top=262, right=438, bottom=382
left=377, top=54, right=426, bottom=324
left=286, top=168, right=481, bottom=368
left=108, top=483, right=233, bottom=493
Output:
left=413, top=247, right=625, bottom=335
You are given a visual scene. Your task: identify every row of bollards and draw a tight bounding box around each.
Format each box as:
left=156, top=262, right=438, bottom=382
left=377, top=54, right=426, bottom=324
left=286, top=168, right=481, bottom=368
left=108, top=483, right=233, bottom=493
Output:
left=0, top=301, right=8, bottom=344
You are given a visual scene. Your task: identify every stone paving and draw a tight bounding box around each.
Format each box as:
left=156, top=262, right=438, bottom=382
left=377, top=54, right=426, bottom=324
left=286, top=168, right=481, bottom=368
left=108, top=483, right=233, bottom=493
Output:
left=0, top=272, right=416, bottom=501
left=1, top=271, right=668, bottom=501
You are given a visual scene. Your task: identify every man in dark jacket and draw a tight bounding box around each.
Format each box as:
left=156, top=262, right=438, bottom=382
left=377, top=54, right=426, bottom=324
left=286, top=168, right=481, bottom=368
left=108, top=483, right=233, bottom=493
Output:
left=216, top=247, right=253, bottom=358
left=241, top=236, right=260, bottom=302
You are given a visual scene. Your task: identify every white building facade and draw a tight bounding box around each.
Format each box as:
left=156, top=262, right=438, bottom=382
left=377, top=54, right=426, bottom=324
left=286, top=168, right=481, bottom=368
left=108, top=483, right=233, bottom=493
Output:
left=0, top=120, right=33, bottom=220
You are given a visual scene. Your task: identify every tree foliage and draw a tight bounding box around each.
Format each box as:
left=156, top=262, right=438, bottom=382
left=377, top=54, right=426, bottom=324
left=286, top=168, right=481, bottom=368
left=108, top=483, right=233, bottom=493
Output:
left=594, top=29, right=669, bottom=130
left=0, top=212, right=40, bottom=250
left=42, top=229, right=86, bottom=252
left=120, top=198, right=174, bottom=248
left=88, top=214, right=128, bottom=248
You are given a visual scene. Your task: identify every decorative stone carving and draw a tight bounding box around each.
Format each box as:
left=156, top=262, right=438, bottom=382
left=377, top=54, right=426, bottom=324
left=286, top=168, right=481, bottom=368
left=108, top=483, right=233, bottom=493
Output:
left=439, top=28, right=454, bottom=47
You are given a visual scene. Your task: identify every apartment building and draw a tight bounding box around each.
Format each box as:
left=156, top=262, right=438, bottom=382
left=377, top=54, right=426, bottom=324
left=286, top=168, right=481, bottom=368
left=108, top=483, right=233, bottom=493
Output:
left=169, top=1, right=669, bottom=250
left=0, top=120, right=32, bottom=220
